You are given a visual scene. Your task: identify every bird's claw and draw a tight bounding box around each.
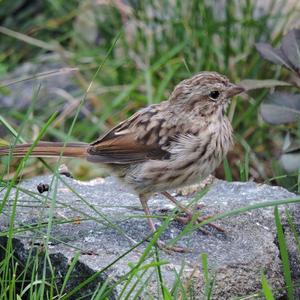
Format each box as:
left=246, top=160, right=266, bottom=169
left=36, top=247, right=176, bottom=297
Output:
left=156, top=240, right=191, bottom=253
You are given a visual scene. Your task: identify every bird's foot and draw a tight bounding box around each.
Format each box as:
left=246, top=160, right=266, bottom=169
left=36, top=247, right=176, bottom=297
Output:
left=174, top=208, right=225, bottom=234
left=160, top=191, right=224, bottom=234
left=156, top=240, right=191, bottom=253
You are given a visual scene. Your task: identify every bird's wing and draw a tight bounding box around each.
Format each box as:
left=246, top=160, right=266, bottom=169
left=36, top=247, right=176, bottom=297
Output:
left=87, top=104, right=175, bottom=164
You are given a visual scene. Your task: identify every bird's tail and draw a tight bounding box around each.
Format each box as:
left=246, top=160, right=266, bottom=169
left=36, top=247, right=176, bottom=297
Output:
left=0, top=142, right=89, bottom=158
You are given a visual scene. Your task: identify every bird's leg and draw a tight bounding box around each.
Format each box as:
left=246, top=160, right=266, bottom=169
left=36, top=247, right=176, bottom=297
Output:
left=161, top=191, right=224, bottom=233
left=139, top=194, right=157, bottom=233
left=139, top=194, right=189, bottom=253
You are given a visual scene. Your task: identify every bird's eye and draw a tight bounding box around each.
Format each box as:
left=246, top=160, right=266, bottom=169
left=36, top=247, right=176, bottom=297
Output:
left=209, top=90, right=220, bottom=100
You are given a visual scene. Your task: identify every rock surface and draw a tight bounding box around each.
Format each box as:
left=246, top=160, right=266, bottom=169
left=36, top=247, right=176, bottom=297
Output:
left=0, top=174, right=300, bottom=299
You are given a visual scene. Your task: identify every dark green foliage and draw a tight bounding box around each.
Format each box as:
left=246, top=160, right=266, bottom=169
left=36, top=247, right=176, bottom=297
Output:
left=255, top=29, right=300, bottom=177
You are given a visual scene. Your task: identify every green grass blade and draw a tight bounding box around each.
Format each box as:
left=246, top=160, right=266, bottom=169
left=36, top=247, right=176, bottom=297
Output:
left=155, top=247, right=165, bottom=300
left=261, top=273, right=275, bottom=300
left=172, top=270, right=189, bottom=300
left=223, top=158, right=233, bottom=182
left=0, top=116, right=26, bottom=144
left=90, top=279, right=110, bottom=300
left=274, top=206, right=294, bottom=299
left=0, top=67, right=78, bottom=88
left=123, top=268, right=149, bottom=300
left=0, top=26, right=59, bottom=52
left=59, top=251, right=81, bottom=297
left=162, top=285, right=172, bottom=300
left=285, top=208, right=300, bottom=257
left=132, top=271, right=155, bottom=300
left=201, top=252, right=214, bottom=300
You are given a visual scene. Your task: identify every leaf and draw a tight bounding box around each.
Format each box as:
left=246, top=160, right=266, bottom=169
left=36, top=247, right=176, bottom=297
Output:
left=260, top=92, right=300, bottom=124
left=280, top=152, right=300, bottom=173
left=281, top=29, right=300, bottom=72
left=255, top=43, right=294, bottom=71
left=280, top=133, right=300, bottom=173
left=239, top=79, right=291, bottom=91
left=282, top=132, right=300, bottom=153
left=279, top=133, right=300, bottom=173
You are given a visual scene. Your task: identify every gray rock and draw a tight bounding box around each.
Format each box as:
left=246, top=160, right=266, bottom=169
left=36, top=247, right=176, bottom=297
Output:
left=0, top=55, right=79, bottom=110
left=0, top=175, right=299, bottom=299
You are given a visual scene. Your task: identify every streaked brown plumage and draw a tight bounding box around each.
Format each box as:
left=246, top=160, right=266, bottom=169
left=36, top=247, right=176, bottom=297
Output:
left=0, top=71, right=244, bottom=251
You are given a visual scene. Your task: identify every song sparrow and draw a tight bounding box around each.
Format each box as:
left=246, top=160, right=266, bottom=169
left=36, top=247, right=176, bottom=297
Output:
left=0, top=71, right=244, bottom=251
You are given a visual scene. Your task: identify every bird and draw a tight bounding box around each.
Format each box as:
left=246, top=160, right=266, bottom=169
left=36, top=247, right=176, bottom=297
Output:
left=0, top=71, right=244, bottom=252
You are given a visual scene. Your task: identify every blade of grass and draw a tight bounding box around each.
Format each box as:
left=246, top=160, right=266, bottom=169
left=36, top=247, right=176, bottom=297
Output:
left=0, top=26, right=71, bottom=54
left=20, top=280, right=49, bottom=298
left=285, top=208, right=300, bottom=257
left=131, top=271, right=155, bottom=300
left=59, top=251, right=81, bottom=297
left=172, top=269, right=189, bottom=300
left=5, top=188, right=20, bottom=300
left=0, top=68, right=78, bottom=88
left=201, top=252, right=214, bottom=300
left=223, top=158, right=233, bottom=182
left=90, top=279, right=110, bottom=300
left=123, top=268, right=149, bottom=300
left=155, top=246, right=165, bottom=300
left=274, top=206, right=293, bottom=300
left=261, top=273, right=275, bottom=300
left=162, top=285, right=172, bottom=300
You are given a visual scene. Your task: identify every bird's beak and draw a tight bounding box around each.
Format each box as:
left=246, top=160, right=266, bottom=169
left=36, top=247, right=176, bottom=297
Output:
left=226, top=84, right=245, bottom=98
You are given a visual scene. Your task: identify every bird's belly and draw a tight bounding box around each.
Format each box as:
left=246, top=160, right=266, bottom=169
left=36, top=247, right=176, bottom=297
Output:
left=122, top=123, right=232, bottom=194
left=124, top=154, right=222, bottom=194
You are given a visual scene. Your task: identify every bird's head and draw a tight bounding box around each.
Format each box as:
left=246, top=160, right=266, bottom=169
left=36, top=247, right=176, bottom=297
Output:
left=169, top=72, right=244, bottom=117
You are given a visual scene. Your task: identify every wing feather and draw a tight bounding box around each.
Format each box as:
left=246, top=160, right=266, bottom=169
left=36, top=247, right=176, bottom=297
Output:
left=87, top=104, right=172, bottom=164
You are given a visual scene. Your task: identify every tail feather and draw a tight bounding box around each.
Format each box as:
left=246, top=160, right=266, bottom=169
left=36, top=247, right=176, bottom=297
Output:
left=0, top=142, right=89, bottom=158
